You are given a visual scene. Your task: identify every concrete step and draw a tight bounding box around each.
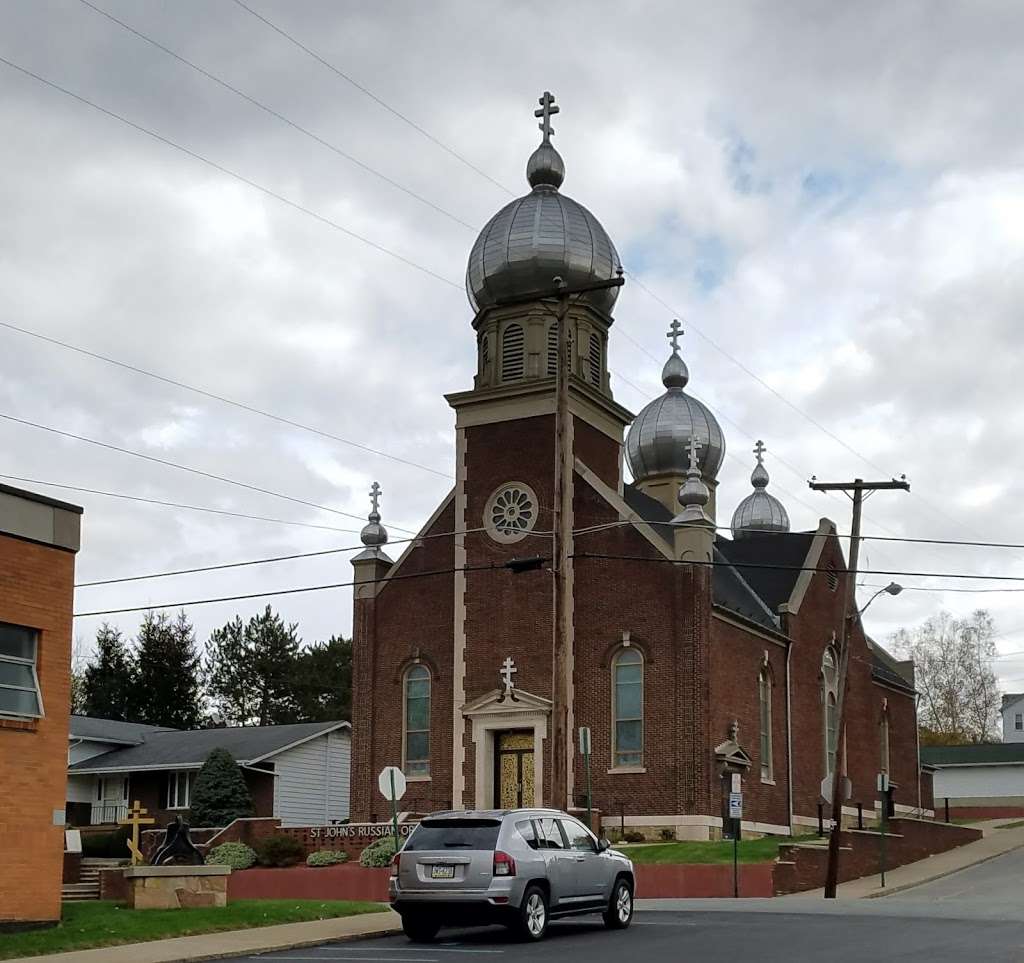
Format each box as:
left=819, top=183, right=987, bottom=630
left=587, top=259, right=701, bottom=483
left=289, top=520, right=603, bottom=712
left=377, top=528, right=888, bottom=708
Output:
left=61, top=882, right=100, bottom=902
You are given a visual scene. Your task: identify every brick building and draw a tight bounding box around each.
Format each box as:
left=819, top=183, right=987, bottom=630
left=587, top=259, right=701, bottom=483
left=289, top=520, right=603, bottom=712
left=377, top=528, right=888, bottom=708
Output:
left=349, top=96, right=926, bottom=838
left=0, top=483, right=82, bottom=927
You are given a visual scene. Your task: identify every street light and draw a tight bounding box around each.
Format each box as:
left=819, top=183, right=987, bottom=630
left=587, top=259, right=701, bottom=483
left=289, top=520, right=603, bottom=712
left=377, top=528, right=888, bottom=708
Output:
left=859, top=581, right=903, bottom=616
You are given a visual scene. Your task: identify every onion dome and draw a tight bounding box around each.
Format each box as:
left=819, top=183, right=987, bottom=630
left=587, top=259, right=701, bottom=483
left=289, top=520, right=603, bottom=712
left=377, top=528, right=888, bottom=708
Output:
left=674, top=437, right=714, bottom=527
left=465, top=92, right=620, bottom=315
left=625, top=321, right=726, bottom=484
left=354, top=482, right=392, bottom=563
left=730, top=441, right=790, bottom=538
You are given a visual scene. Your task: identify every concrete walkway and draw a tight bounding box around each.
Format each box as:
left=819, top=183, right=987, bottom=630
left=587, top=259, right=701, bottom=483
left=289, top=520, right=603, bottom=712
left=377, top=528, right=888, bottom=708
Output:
left=3, top=909, right=402, bottom=963
left=780, top=818, right=1024, bottom=901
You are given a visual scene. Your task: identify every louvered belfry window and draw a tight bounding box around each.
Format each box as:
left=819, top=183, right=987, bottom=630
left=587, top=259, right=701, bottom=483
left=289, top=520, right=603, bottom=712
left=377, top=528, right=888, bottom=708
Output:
left=546, top=323, right=573, bottom=378
left=588, top=333, right=602, bottom=386
left=501, top=323, right=525, bottom=381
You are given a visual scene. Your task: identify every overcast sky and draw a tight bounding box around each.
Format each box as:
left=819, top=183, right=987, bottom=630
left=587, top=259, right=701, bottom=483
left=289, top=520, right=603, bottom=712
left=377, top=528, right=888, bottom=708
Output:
left=3, top=1, right=1024, bottom=687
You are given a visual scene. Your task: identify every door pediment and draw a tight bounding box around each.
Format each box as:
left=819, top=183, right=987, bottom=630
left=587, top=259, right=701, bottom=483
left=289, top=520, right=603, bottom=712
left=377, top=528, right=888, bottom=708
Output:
left=462, top=687, right=552, bottom=718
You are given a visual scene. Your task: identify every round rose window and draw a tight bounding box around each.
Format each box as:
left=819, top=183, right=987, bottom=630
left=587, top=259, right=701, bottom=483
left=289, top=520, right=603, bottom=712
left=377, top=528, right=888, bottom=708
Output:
left=484, top=483, right=538, bottom=544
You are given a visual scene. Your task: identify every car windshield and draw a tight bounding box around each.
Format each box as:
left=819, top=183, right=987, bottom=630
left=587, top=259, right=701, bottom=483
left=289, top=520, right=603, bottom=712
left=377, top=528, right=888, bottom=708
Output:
left=404, top=819, right=502, bottom=851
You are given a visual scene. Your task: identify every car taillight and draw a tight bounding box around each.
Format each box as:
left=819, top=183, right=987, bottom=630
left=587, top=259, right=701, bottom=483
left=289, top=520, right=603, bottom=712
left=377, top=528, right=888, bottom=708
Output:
left=493, top=850, right=516, bottom=877
left=390, top=853, right=400, bottom=878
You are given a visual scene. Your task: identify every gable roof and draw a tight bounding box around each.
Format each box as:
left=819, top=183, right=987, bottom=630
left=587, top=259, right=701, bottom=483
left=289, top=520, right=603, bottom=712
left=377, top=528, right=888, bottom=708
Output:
left=1001, top=693, right=1024, bottom=713
left=715, top=531, right=816, bottom=614
left=68, top=720, right=349, bottom=773
left=921, top=743, right=1024, bottom=767
left=69, top=716, right=177, bottom=745
left=867, top=639, right=915, bottom=691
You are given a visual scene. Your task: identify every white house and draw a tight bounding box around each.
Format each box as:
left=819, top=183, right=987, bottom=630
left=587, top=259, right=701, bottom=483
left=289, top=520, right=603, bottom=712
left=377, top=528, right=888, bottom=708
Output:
left=922, top=743, right=1024, bottom=818
left=1002, top=694, right=1024, bottom=743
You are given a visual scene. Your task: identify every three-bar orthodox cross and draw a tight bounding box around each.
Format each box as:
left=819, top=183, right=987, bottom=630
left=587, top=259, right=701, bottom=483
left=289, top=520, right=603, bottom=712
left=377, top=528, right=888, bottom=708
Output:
left=500, top=656, right=518, bottom=697
left=369, top=482, right=382, bottom=516
left=753, top=439, right=766, bottom=464
left=686, top=434, right=703, bottom=473
left=666, top=318, right=683, bottom=353
left=119, top=799, right=155, bottom=865
left=535, top=91, right=559, bottom=143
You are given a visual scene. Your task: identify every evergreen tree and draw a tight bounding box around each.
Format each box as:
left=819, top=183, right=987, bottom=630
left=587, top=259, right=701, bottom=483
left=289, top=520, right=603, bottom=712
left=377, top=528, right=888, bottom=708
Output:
left=80, top=624, right=135, bottom=720
left=293, top=636, right=352, bottom=723
left=134, top=610, right=202, bottom=729
left=188, top=748, right=254, bottom=828
left=204, top=606, right=301, bottom=726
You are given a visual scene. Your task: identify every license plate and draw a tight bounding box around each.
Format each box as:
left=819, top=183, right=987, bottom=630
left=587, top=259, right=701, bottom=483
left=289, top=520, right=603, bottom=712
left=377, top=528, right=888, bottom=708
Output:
left=431, top=865, right=455, bottom=879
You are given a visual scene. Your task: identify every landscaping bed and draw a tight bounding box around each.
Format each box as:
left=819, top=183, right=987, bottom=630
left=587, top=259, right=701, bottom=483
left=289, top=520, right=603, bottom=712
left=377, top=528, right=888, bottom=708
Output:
left=0, top=899, right=387, bottom=960
left=620, top=835, right=814, bottom=865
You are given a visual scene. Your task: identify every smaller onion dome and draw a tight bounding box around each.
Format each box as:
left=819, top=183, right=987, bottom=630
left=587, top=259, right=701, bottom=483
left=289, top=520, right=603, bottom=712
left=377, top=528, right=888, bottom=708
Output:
left=674, top=437, right=714, bottom=527
left=625, top=320, right=726, bottom=484
left=354, top=481, right=392, bottom=563
left=730, top=441, right=790, bottom=538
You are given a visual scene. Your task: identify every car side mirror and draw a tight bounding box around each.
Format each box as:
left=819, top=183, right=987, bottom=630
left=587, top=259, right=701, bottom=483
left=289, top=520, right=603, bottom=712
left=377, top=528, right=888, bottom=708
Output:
left=597, top=838, right=611, bottom=853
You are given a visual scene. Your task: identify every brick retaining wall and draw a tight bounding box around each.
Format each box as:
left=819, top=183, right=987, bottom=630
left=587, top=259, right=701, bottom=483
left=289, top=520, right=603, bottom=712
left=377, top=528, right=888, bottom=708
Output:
left=229, top=865, right=391, bottom=902
left=773, top=817, right=982, bottom=894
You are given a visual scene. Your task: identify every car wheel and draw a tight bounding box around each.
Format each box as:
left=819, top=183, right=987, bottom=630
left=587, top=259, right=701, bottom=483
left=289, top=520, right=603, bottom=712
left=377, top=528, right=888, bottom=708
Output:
left=401, top=912, right=441, bottom=943
left=603, top=878, right=634, bottom=929
left=516, top=885, right=549, bottom=941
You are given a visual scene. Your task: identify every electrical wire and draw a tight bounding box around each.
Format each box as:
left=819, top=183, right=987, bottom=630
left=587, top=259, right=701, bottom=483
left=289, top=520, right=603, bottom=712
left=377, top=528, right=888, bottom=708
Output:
left=0, top=411, right=418, bottom=534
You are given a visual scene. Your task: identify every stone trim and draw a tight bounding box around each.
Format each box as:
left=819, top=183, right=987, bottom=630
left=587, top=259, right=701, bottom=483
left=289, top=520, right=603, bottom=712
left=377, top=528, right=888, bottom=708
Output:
left=452, top=428, right=468, bottom=810
left=778, top=519, right=835, bottom=617
left=377, top=489, right=456, bottom=586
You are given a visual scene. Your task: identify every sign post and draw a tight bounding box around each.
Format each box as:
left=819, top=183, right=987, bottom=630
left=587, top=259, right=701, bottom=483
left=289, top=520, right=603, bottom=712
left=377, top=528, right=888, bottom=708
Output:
left=378, top=766, right=407, bottom=853
left=877, top=772, right=889, bottom=887
left=579, top=727, right=593, bottom=829
left=728, top=784, right=742, bottom=898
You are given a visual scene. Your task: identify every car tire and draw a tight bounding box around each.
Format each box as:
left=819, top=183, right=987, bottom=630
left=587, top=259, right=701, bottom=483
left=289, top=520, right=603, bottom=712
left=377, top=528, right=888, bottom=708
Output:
left=401, top=912, right=441, bottom=943
left=603, top=878, right=634, bottom=929
left=516, top=884, right=549, bottom=941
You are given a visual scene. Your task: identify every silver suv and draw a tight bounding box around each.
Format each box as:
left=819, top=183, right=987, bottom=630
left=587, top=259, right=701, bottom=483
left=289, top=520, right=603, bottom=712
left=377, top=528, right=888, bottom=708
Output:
left=389, top=809, right=635, bottom=942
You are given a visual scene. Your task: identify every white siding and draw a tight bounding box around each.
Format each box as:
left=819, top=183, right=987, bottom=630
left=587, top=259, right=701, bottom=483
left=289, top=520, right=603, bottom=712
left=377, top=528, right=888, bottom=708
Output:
left=933, top=764, right=1024, bottom=799
left=1002, top=698, right=1024, bottom=743
left=66, top=773, right=97, bottom=804
left=273, top=729, right=351, bottom=826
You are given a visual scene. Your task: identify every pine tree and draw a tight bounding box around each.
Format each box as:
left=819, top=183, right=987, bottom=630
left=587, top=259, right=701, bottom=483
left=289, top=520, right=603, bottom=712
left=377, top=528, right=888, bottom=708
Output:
left=204, top=616, right=254, bottom=727
left=80, top=624, right=135, bottom=720
left=293, top=636, right=352, bottom=723
left=134, top=610, right=203, bottom=729
left=188, top=748, right=254, bottom=828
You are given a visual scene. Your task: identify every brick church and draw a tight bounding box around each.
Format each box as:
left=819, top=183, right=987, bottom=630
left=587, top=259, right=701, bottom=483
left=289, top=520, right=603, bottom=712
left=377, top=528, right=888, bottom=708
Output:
left=349, top=94, right=929, bottom=839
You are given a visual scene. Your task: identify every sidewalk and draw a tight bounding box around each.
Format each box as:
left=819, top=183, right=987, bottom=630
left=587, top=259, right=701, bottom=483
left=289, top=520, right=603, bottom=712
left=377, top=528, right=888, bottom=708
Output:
left=4, top=909, right=402, bottom=963
left=781, top=818, right=1024, bottom=901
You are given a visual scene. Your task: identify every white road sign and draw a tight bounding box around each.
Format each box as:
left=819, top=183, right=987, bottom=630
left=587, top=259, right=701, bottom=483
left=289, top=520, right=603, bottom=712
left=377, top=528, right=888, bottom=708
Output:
left=378, top=766, right=407, bottom=802
left=728, top=793, right=742, bottom=819
left=579, top=726, right=591, bottom=755
left=731, top=773, right=742, bottom=793
left=820, top=775, right=852, bottom=805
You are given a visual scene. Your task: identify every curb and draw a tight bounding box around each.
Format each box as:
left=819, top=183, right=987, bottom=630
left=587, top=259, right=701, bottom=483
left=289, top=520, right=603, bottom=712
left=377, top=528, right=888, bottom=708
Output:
left=4, top=914, right=403, bottom=963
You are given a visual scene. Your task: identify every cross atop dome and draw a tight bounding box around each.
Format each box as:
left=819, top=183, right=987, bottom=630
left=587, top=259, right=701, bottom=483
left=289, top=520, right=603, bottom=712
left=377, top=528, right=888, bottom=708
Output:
left=753, top=440, right=766, bottom=464
left=369, top=481, right=382, bottom=518
left=687, top=435, right=703, bottom=473
left=535, top=91, right=559, bottom=144
left=667, top=319, right=683, bottom=354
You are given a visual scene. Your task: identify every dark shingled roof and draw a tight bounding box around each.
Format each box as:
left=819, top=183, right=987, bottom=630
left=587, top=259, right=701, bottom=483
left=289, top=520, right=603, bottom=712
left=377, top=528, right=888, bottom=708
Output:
left=921, top=744, right=1024, bottom=766
left=715, top=531, right=816, bottom=613
left=621, top=484, right=780, bottom=632
left=69, top=716, right=176, bottom=744
left=69, top=720, right=348, bottom=771
left=867, top=639, right=915, bottom=690
left=1001, top=693, right=1024, bottom=711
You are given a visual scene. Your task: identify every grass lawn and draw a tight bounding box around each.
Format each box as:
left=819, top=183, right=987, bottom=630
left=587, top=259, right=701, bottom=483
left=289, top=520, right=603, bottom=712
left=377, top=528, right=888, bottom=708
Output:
left=0, top=900, right=387, bottom=960
left=619, top=835, right=817, bottom=865
left=995, top=819, right=1024, bottom=829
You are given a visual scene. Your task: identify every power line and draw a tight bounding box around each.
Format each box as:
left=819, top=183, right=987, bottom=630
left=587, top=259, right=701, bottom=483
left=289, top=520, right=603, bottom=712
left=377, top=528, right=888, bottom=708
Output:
left=0, top=473, right=361, bottom=534
left=0, top=320, right=453, bottom=480
left=0, top=410, right=417, bottom=534
left=76, top=0, right=476, bottom=231
left=0, top=55, right=463, bottom=291
left=228, top=0, right=517, bottom=197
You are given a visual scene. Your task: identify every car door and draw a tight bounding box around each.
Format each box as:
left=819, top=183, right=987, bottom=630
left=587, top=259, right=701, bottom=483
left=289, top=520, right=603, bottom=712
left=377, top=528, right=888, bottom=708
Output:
left=534, top=816, right=573, bottom=907
left=558, top=818, right=606, bottom=902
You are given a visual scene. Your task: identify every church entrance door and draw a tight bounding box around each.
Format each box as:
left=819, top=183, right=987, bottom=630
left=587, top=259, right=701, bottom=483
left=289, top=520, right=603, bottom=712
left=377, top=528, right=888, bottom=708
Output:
left=494, top=731, right=535, bottom=808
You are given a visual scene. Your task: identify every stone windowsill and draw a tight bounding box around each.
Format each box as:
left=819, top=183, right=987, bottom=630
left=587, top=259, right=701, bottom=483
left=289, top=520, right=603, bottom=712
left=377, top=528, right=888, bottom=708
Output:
left=607, top=766, right=647, bottom=775
left=0, top=717, right=39, bottom=732
left=123, top=865, right=231, bottom=878
left=405, top=775, right=432, bottom=783
left=761, top=778, right=776, bottom=786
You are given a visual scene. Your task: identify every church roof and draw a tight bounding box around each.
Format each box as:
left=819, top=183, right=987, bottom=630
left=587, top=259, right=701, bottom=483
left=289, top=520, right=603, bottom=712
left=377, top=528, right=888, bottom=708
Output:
left=715, top=531, right=816, bottom=613
left=622, top=484, right=780, bottom=632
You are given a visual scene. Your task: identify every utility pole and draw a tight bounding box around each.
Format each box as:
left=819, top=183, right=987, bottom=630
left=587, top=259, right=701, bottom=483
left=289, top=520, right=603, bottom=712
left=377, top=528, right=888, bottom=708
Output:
left=809, top=476, right=909, bottom=898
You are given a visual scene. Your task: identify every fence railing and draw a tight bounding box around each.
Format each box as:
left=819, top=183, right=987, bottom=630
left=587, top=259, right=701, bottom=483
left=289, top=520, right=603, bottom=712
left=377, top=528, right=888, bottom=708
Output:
left=90, top=802, right=128, bottom=825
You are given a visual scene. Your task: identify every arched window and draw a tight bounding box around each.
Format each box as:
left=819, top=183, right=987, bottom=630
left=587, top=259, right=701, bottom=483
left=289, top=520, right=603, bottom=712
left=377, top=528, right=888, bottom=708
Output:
left=501, top=324, right=525, bottom=381
left=821, top=647, right=838, bottom=777
left=880, top=711, right=890, bottom=776
left=588, top=333, right=602, bottom=386
left=612, top=648, right=643, bottom=768
left=403, top=665, right=430, bottom=777
left=759, top=667, right=774, bottom=782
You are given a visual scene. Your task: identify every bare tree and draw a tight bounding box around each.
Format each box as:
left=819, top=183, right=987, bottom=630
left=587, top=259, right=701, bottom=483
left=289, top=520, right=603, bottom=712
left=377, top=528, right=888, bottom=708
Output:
left=891, top=610, right=1001, bottom=744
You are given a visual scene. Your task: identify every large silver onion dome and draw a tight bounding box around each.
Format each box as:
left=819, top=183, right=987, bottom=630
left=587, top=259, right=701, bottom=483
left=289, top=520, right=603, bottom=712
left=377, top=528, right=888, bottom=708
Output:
left=731, top=442, right=790, bottom=538
left=466, top=93, right=620, bottom=315
left=625, top=327, right=726, bottom=484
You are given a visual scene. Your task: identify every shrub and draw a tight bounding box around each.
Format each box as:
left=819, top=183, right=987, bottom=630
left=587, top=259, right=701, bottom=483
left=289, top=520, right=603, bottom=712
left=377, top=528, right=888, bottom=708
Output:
left=622, top=831, right=646, bottom=843
left=659, top=828, right=676, bottom=841
left=360, top=835, right=399, bottom=868
left=188, top=748, right=255, bottom=828
left=306, top=850, right=350, bottom=868
left=255, top=834, right=306, bottom=868
left=81, top=826, right=130, bottom=859
left=206, top=841, right=257, bottom=870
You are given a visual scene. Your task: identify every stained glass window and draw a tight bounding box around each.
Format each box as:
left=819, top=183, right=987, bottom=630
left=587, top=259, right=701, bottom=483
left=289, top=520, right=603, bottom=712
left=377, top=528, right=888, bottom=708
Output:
left=613, top=648, right=643, bottom=768
left=404, top=665, right=430, bottom=777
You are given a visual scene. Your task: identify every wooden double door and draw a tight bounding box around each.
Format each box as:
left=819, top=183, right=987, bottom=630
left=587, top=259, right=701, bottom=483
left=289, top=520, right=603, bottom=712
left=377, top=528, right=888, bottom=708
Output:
left=494, top=730, right=535, bottom=808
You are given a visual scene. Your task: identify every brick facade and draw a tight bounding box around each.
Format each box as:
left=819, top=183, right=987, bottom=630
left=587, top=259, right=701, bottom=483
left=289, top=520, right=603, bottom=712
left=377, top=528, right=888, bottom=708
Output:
left=0, top=487, right=81, bottom=926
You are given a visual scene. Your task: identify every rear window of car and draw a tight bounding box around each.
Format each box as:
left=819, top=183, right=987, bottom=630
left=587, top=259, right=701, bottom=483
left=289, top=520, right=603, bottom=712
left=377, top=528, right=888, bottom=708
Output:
left=404, top=819, right=502, bottom=851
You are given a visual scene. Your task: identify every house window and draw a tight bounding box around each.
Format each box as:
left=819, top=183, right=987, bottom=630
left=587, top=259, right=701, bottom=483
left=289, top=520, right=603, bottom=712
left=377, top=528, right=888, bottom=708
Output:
left=0, top=622, right=43, bottom=718
left=404, top=664, right=430, bottom=777
left=759, top=668, right=773, bottom=782
left=880, top=713, right=890, bottom=775
left=822, top=646, right=839, bottom=777
left=612, top=647, right=643, bottom=768
left=165, top=771, right=195, bottom=810
left=501, top=323, right=525, bottom=381
left=1016, top=713, right=1022, bottom=732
